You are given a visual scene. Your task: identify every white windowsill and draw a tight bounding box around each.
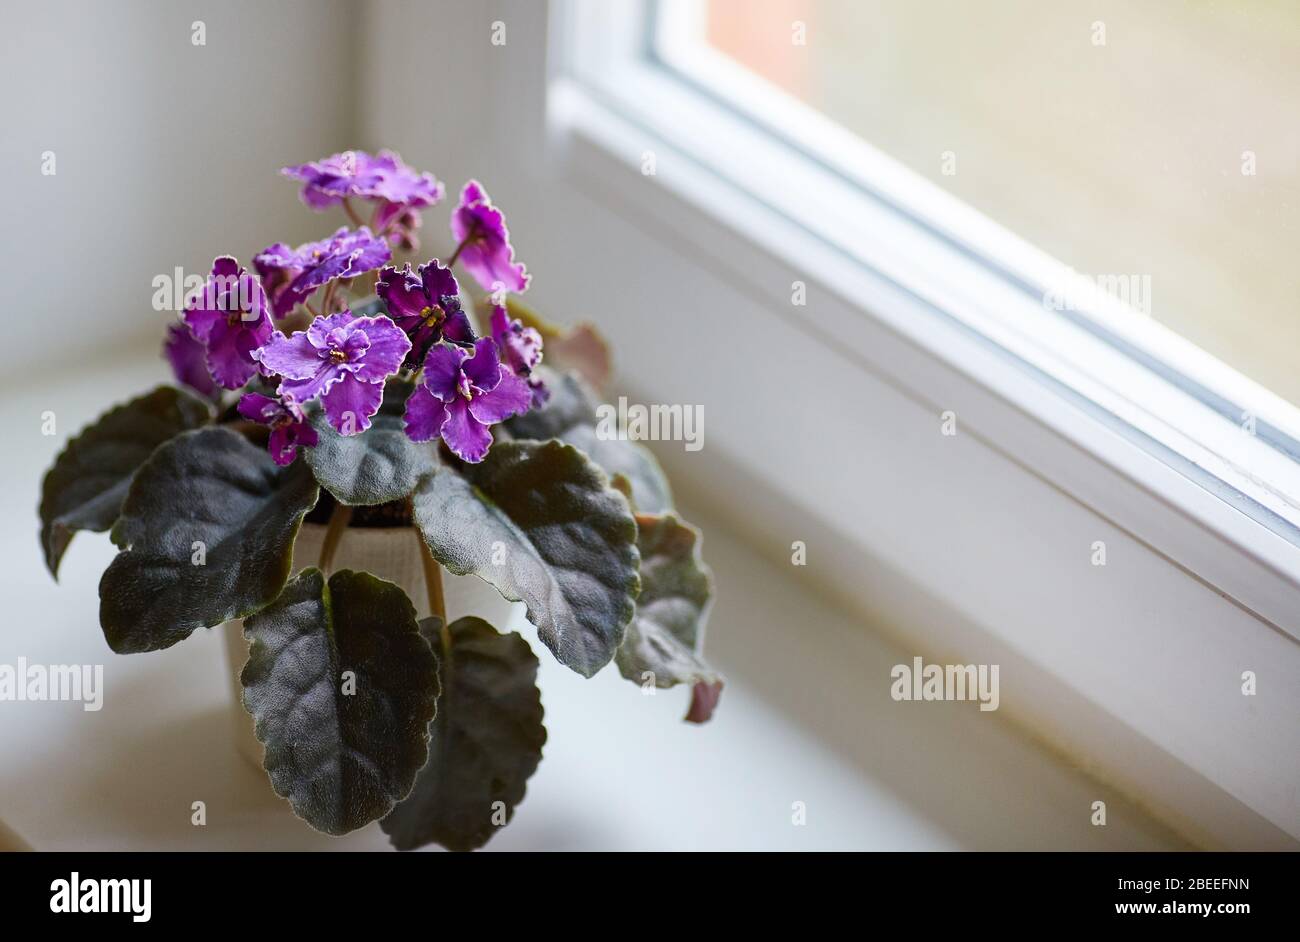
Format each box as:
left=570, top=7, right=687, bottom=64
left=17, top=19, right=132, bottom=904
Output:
left=1, top=358, right=1189, bottom=850
left=354, top=0, right=1300, bottom=849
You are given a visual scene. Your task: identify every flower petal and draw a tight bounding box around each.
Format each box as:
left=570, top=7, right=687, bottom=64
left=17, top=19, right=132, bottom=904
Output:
left=450, top=181, right=529, bottom=294
left=255, top=330, right=323, bottom=380
left=468, top=368, right=531, bottom=424
left=375, top=263, right=427, bottom=321
left=420, top=343, right=468, bottom=401
left=321, top=372, right=385, bottom=435
left=306, top=310, right=358, bottom=349
left=351, top=315, right=411, bottom=381
left=463, top=337, right=502, bottom=393
left=267, top=425, right=298, bottom=466
left=279, top=362, right=346, bottom=404
left=163, top=323, right=216, bottom=396
left=205, top=321, right=261, bottom=389
left=419, top=259, right=459, bottom=302
left=440, top=397, right=493, bottom=463
left=181, top=304, right=224, bottom=343
left=403, top=384, right=448, bottom=442
left=237, top=392, right=283, bottom=425
left=442, top=308, right=476, bottom=345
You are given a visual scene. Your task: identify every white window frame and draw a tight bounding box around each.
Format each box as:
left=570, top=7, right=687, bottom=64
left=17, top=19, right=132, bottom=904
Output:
left=360, top=0, right=1300, bottom=848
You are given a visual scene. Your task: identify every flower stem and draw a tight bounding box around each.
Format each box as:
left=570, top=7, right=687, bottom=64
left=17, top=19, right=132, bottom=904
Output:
left=342, top=197, right=365, bottom=228
left=318, top=503, right=352, bottom=572
left=445, top=222, right=478, bottom=268
left=320, top=281, right=338, bottom=315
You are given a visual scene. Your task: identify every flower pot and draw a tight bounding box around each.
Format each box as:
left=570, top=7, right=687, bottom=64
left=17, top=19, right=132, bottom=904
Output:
left=0, top=818, right=32, bottom=852
left=222, top=522, right=522, bottom=769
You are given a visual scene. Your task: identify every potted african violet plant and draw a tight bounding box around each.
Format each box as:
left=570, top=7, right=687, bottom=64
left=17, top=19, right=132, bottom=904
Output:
left=38, top=150, right=722, bottom=851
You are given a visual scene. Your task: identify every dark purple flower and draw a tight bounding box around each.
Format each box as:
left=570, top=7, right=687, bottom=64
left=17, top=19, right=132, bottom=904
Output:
left=404, top=338, right=531, bottom=463
left=255, top=226, right=390, bottom=319
left=253, top=310, right=411, bottom=435
left=487, top=303, right=548, bottom=406
left=182, top=257, right=272, bottom=390
left=281, top=149, right=444, bottom=214
left=237, top=392, right=319, bottom=466
left=162, top=322, right=217, bottom=397
left=449, top=180, right=529, bottom=294
left=375, top=261, right=476, bottom=368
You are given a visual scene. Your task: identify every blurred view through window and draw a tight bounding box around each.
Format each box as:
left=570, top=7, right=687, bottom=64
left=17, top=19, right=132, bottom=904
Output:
left=693, top=0, right=1300, bottom=405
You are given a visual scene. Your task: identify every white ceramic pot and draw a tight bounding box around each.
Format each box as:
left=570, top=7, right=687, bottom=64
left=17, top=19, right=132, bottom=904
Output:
left=222, top=522, right=522, bottom=768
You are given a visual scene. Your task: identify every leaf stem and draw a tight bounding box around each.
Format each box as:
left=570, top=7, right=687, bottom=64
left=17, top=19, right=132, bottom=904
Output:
left=318, top=503, right=353, bottom=572
left=416, top=530, right=449, bottom=649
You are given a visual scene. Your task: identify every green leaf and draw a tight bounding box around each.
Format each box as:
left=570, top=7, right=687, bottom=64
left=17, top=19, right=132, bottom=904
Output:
left=507, top=370, right=673, bottom=514
left=348, top=295, right=387, bottom=319
left=616, top=512, right=723, bottom=723
left=562, top=424, right=673, bottom=514
left=98, top=427, right=319, bottom=654
left=413, top=439, right=640, bottom=677
left=303, top=379, right=437, bottom=506
left=38, top=386, right=211, bottom=578
left=242, top=569, right=440, bottom=836
left=382, top=616, right=545, bottom=852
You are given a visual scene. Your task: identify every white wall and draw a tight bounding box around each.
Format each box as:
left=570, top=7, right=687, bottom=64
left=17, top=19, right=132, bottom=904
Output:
left=1, top=0, right=358, bottom=377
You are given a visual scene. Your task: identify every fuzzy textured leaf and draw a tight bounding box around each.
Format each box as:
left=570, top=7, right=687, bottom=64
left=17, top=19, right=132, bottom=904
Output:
left=242, top=569, right=440, bottom=835
left=507, top=370, right=672, bottom=513
left=413, top=439, right=640, bottom=677
left=98, top=427, right=319, bottom=653
left=382, top=616, right=545, bottom=851
left=38, top=386, right=211, bottom=577
left=304, top=379, right=436, bottom=505
left=617, top=513, right=723, bottom=722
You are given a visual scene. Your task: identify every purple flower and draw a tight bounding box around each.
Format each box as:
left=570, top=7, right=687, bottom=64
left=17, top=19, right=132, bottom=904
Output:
left=253, top=310, right=411, bottom=435
left=404, top=338, right=531, bottom=463
left=449, top=180, right=529, bottom=295
left=237, top=393, right=319, bottom=466
left=255, top=227, right=390, bottom=319
left=182, top=257, right=272, bottom=390
left=373, top=202, right=423, bottom=251
left=162, top=322, right=217, bottom=397
left=488, top=304, right=542, bottom=374
left=375, top=261, right=476, bottom=368
left=487, top=303, right=548, bottom=406
left=281, top=149, right=444, bottom=212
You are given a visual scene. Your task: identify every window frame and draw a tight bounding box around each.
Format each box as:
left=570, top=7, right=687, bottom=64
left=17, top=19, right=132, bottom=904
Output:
left=553, top=0, right=1300, bottom=619
left=361, top=0, right=1300, bottom=849
left=650, top=0, right=1300, bottom=475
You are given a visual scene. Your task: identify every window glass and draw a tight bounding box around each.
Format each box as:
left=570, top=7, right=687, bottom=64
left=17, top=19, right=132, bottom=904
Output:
left=700, top=0, right=1300, bottom=405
